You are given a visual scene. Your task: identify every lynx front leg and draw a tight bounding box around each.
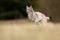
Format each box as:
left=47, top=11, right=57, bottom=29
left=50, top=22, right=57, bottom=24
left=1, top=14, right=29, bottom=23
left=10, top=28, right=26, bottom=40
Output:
left=34, top=19, right=40, bottom=24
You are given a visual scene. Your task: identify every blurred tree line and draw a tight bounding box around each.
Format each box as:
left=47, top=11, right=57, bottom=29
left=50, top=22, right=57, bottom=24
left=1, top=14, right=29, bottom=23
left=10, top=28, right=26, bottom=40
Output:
left=0, top=0, right=27, bottom=20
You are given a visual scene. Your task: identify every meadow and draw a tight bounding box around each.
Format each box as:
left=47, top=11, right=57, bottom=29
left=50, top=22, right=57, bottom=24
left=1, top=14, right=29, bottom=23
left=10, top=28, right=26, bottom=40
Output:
left=0, top=19, right=60, bottom=40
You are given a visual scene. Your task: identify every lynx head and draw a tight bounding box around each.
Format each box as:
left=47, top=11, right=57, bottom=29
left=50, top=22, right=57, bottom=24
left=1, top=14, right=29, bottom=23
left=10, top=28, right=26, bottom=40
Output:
left=26, top=5, right=34, bottom=14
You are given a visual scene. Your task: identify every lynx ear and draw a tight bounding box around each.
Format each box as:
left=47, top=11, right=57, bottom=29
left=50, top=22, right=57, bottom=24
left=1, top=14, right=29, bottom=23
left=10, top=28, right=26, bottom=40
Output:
left=26, top=6, right=29, bottom=9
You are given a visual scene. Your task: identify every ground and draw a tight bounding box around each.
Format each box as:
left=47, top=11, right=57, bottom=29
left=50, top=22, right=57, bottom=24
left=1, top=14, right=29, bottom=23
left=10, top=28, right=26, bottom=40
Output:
left=0, top=19, right=60, bottom=40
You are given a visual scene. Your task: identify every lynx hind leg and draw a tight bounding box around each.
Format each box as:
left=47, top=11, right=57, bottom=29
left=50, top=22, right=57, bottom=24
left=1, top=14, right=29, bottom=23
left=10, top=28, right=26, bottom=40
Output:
left=34, top=19, right=40, bottom=24
left=41, top=19, right=48, bottom=24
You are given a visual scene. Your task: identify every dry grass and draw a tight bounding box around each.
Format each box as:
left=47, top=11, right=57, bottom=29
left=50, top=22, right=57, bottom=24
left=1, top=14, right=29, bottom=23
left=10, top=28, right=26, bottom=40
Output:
left=0, top=19, right=60, bottom=40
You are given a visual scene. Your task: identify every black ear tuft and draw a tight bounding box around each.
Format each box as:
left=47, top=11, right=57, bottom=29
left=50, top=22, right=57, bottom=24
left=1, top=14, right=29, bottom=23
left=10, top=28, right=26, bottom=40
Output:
left=28, top=5, right=30, bottom=7
left=26, top=4, right=30, bottom=7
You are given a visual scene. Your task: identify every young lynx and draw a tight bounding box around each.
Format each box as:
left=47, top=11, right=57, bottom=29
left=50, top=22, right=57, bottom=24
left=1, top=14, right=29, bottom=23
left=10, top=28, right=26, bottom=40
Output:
left=26, top=5, right=50, bottom=24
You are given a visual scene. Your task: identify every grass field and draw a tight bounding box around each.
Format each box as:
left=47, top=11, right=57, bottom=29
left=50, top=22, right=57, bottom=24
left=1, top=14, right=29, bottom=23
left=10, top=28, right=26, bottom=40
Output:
left=0, top=19, right=60, bottom=40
